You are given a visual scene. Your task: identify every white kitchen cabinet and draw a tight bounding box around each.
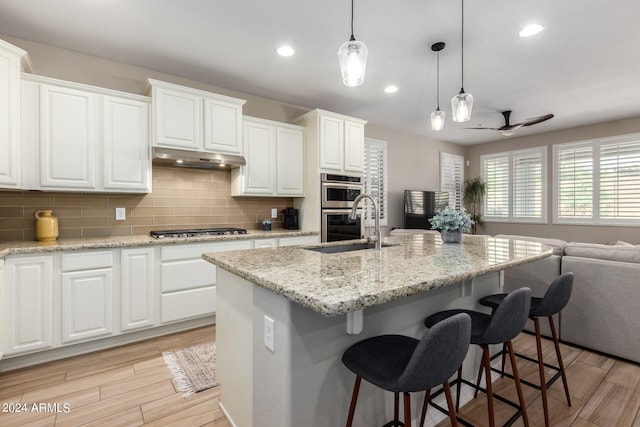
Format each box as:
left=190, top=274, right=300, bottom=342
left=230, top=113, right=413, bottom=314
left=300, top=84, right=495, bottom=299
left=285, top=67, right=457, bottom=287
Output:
left=146, top=78, right=245, bottom=155
left=121, top=247, right=155, bottom=332
left=254, top=238, right=278, bottom=248
left=21, top=74, right=151, bottom=193
left=294, top=109, right=366, bottom=174
left=231, top=116, right=304, bottom=196
left=159, top=240, right=252, bottom=324
left=3, top=255, right=54, bottom=356
left=61, top=251, right=114, bottom=344
left=0, top=39, right=30, bottom=189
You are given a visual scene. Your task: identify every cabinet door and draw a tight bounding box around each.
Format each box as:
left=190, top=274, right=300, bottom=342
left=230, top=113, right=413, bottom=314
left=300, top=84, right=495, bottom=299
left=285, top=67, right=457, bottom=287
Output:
left=121, top=248, right=155, bottom=332
left=203, top=97, right=242, bottom=154
left=103, top=96, right=151, bottom=192
left=4, top=256, right=54, bottom=355
left=254, top=238, right=277, bottom=248
left=39, top=84, right=96, bottom=189
left=61, top=268, right=113, bottom=343
left=344, top=120, right=365, bottom=173
left=319, top=115, right=344, bottom=171
left=276, top=127, right=304, bottom=195
left=153, top=86, right=202, bottom=150
left=0, top=44, right=22, bottom=188
left=242, top=120, right=275, bottom=194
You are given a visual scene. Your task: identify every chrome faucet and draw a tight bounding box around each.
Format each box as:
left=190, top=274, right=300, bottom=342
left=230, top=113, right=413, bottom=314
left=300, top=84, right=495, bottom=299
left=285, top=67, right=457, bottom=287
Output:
left=350, top=193, right=381, bottom=250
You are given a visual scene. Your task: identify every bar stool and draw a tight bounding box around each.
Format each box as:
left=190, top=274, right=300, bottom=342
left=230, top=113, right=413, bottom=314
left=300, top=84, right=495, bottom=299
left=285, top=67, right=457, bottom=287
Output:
left=424, top=287, right=531, bottom=427
left=342, top=313, right=471, bottom=427
left=478, top=272, right=573, bottom=427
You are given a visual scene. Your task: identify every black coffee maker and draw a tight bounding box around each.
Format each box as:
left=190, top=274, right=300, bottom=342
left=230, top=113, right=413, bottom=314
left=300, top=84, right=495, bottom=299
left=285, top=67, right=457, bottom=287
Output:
left=284, top=208, right=299, bottom=230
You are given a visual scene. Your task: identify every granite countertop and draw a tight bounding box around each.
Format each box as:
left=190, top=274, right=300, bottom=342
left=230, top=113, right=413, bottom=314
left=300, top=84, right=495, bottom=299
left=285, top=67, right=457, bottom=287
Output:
left=0, top=229, right=318, bottom=259
left=203, top=234, right=553, bottom=317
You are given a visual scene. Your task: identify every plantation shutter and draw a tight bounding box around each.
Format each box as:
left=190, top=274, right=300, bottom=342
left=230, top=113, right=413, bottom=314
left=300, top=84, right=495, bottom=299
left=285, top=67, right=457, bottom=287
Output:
left=440, top=152, right=464, bottom=209
left=556, top=144, right=594, bottom=219
left=482, top=154, right=509, bottom=218
left=512, top=150, right=543, bottom=219
left=599, top=139, right=640, bottom=219
left=364, top=138, right=388, bottom=226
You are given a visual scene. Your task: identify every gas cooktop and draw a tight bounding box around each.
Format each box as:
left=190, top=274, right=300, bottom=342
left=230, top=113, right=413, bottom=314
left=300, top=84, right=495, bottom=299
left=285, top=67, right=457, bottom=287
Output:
left=149, top=228, right=248, bottom=239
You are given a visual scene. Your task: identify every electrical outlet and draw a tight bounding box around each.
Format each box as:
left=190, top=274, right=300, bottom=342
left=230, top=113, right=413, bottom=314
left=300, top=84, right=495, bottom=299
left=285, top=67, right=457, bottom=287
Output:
left=264, top=315, right=275, bottom=352
left=115, top=207, right=126, bottom=221
left=271, top=208, right=278, bottom=219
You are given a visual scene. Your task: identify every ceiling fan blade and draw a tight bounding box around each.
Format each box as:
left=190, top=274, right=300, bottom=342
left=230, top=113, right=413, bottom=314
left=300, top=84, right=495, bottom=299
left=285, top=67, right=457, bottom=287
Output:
left=520, top=113, right=554, bottom=127
left=465, top=127, right=502, bottom=130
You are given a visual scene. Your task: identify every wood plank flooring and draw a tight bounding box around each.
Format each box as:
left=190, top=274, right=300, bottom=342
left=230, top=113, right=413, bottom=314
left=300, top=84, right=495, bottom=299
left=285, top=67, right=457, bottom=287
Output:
left=0, top=325, right=637, bottom=426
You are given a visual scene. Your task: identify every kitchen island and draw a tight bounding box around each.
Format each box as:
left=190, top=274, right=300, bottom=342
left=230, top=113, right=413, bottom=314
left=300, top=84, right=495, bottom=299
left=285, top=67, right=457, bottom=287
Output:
left=203, top=234, right=552, bottom=427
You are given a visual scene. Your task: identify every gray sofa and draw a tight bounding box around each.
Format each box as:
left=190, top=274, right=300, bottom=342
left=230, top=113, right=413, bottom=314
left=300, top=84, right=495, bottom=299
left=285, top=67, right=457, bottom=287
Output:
left=495, top=234, right=640, bottom=364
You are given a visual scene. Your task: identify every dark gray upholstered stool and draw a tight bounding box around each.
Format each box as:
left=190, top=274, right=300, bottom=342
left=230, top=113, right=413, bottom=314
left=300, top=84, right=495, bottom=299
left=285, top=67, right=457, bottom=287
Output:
left=478, top=272, right=573, bottom=427
left=424, top=287, right=531, bottom=427
left=342, top=313, right=471, bottom=427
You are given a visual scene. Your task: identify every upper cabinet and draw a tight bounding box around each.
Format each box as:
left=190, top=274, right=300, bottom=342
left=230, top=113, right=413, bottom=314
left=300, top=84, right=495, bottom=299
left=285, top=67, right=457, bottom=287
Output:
left=21, top=74, right=151, bottom=193
left=0, top=39, right=31, bottom=189
left=145, top=79, right=246, bottom=155
left=294, top=109, right=366, bottom=175
left=231, top=116, right=304, bottom=197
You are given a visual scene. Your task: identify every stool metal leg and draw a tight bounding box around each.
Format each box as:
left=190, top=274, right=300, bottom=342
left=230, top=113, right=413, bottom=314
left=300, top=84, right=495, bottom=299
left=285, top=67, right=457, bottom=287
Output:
left=394, top=392, right=400, bottom=423
left=419, top=389, right=431, bottom=427
left=549, top=315, right=571, bottom=406
left=346, top=375, right=361, bottom=427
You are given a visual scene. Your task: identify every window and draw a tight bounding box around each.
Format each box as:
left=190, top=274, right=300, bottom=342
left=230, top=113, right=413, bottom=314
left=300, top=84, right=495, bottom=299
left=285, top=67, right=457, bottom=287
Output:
left=481, top=147, right=547, bottom=223
left=554, top=133, right=640, bottom=225
left=363, top=138, right=388, bottom=227
left=440, top=152, right=464, bottom=209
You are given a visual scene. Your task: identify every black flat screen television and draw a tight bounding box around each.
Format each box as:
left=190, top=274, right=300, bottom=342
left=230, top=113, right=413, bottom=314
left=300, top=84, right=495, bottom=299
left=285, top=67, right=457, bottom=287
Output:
left=403, top=190, right=450, bottom=229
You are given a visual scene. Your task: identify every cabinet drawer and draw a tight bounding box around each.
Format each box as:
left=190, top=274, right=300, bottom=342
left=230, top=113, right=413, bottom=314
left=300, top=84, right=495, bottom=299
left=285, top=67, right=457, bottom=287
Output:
left=160, top=240, right=252, bottom=261
left=161, top=258, right=216, bottom=292
left=161, top=286, right=216, bottom=323
left=62, top=251, right=113, bottom=271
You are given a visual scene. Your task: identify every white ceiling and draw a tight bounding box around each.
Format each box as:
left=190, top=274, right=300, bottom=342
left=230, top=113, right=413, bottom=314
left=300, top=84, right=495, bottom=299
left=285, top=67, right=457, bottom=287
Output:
left=1, top=0, right=639, bottom=145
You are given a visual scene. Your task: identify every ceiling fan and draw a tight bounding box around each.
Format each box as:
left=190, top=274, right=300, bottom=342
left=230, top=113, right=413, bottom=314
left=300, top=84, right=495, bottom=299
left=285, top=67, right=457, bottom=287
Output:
left=467, top=110, right=554, bottom=136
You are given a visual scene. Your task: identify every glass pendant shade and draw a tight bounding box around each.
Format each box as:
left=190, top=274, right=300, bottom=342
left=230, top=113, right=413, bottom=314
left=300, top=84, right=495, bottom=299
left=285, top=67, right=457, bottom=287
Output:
left=451, top=89, right=473, bottom=122
left=431, top=108, right=446, bottom=131
left=338, top=37, right=367, bottom=87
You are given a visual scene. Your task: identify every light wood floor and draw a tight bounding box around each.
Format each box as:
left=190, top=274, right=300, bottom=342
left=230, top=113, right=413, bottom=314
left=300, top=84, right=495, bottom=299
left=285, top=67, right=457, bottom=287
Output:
left=0, top=326, right=638, bottom=426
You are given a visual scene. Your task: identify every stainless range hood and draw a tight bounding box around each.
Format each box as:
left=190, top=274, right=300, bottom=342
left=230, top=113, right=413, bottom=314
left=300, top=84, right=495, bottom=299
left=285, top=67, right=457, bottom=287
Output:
left=152, top=147, right=246, bottom=170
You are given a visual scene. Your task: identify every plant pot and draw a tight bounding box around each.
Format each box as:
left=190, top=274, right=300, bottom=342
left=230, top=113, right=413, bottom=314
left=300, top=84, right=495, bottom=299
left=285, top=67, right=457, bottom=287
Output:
left=440, top=229, right=462, bottom=243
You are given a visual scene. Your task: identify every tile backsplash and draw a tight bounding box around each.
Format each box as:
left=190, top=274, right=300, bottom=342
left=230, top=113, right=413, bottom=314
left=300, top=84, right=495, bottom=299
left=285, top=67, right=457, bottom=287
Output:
left=0, top=166, right=294, bottom=242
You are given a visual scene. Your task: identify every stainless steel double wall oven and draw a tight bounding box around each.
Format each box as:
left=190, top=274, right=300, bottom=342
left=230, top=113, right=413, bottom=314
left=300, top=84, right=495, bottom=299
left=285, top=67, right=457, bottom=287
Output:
left=320, top=173, right=364, bottom=242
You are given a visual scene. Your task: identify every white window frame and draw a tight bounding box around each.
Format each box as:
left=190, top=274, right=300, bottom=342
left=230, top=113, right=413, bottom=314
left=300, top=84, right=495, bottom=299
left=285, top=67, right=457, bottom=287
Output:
left=481, top=146, right=547, bottom=224
left=363, top=138, right=388, bottom=227
left=440, top=152, right=464, bottom=210
left=553, top=133, right=640, bottom=226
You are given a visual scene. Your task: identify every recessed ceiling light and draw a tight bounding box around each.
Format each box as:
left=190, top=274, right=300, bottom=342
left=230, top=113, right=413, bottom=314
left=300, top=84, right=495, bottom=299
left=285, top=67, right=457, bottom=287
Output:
left=276, top=45, right=295, bottom=57
left=384, top=85, right=398, bottom=94
left=519, top=24, right=545, bottom=38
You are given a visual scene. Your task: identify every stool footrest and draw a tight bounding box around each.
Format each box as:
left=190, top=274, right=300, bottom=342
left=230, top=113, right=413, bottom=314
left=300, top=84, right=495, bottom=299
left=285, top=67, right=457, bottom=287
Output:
left=489, top=350, right=564, bottom=391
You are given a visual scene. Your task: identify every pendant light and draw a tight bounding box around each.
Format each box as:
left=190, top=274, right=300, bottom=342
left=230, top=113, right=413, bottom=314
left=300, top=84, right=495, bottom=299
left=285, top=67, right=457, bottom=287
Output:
left=451, top=0, right=473, bottom=122
left=338, top=0, right=367, bottom=87
left=430, top=42, right=446, bottom=131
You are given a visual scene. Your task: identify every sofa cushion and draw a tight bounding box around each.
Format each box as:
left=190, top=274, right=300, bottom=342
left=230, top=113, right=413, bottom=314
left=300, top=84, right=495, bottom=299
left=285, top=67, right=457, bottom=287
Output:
left=494, top=234, right=567, bottom=256
left=563, top=242, right=640, bottom=264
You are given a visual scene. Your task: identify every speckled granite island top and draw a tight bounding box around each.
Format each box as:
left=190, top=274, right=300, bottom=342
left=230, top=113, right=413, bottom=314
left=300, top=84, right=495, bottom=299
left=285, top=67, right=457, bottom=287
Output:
left=0, top=230, right=318, bottom=259
left=203, top=234, right=553, bottom=317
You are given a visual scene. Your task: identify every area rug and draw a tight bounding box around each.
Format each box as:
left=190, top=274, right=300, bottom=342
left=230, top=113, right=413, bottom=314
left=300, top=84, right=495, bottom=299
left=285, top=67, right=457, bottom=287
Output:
left=163, top=341, right=218, bottom=398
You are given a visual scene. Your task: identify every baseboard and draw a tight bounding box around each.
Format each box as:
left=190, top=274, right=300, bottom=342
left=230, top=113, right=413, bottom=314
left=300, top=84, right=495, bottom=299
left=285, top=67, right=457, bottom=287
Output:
left=219, top=402, right=238, bottom=427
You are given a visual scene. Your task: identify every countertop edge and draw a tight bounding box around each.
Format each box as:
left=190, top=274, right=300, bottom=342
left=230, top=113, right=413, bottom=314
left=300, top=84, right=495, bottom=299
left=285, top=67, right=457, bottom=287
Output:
left=0, top=230, right=319, bottom=260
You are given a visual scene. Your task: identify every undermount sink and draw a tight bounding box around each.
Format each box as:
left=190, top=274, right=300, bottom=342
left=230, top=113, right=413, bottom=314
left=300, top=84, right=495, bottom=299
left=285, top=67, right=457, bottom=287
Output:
left=305, top=242, right=394, bottom=254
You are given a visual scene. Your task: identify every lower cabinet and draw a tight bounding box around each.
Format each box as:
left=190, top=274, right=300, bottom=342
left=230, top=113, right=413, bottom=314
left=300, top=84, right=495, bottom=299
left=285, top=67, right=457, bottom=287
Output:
left=159, top=240, right=252, bottom=324
left=61, top=251, right=114, bottom=344
left=3, top=255, right=54, bottom=356
left=121, top=247, right=155, bottom=332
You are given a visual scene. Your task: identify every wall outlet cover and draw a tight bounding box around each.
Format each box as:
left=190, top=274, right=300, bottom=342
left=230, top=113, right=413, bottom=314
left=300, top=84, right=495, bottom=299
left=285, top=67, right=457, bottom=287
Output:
left=271, top=208, right=278, bottom=218
left=115, top=207, right=126, bottom=221
left=264, top=315, right=275, bottom=352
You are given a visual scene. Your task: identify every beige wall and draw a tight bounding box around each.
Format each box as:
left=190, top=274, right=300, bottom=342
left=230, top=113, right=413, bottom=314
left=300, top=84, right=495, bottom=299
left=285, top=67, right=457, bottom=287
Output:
left=464, top=117, right=640, bottom=244
left=0, top=166, right=292, bottom=241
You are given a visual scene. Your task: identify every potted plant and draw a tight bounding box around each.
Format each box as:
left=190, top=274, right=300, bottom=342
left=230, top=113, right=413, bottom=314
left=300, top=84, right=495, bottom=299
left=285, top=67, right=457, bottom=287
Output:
left=428, top=206, right=474, bottom=243
left=463, top=176, right=487, bottom=235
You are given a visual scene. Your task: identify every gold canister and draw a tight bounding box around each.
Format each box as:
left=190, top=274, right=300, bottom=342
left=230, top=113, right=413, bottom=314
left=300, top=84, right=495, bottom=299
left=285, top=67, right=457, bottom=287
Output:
left=34, top=209, right=59, bottom=242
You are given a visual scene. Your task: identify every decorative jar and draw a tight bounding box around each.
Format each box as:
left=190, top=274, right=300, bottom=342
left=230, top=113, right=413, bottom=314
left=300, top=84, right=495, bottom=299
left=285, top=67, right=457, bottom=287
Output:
left=34, top=209, right=59, bottom=242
